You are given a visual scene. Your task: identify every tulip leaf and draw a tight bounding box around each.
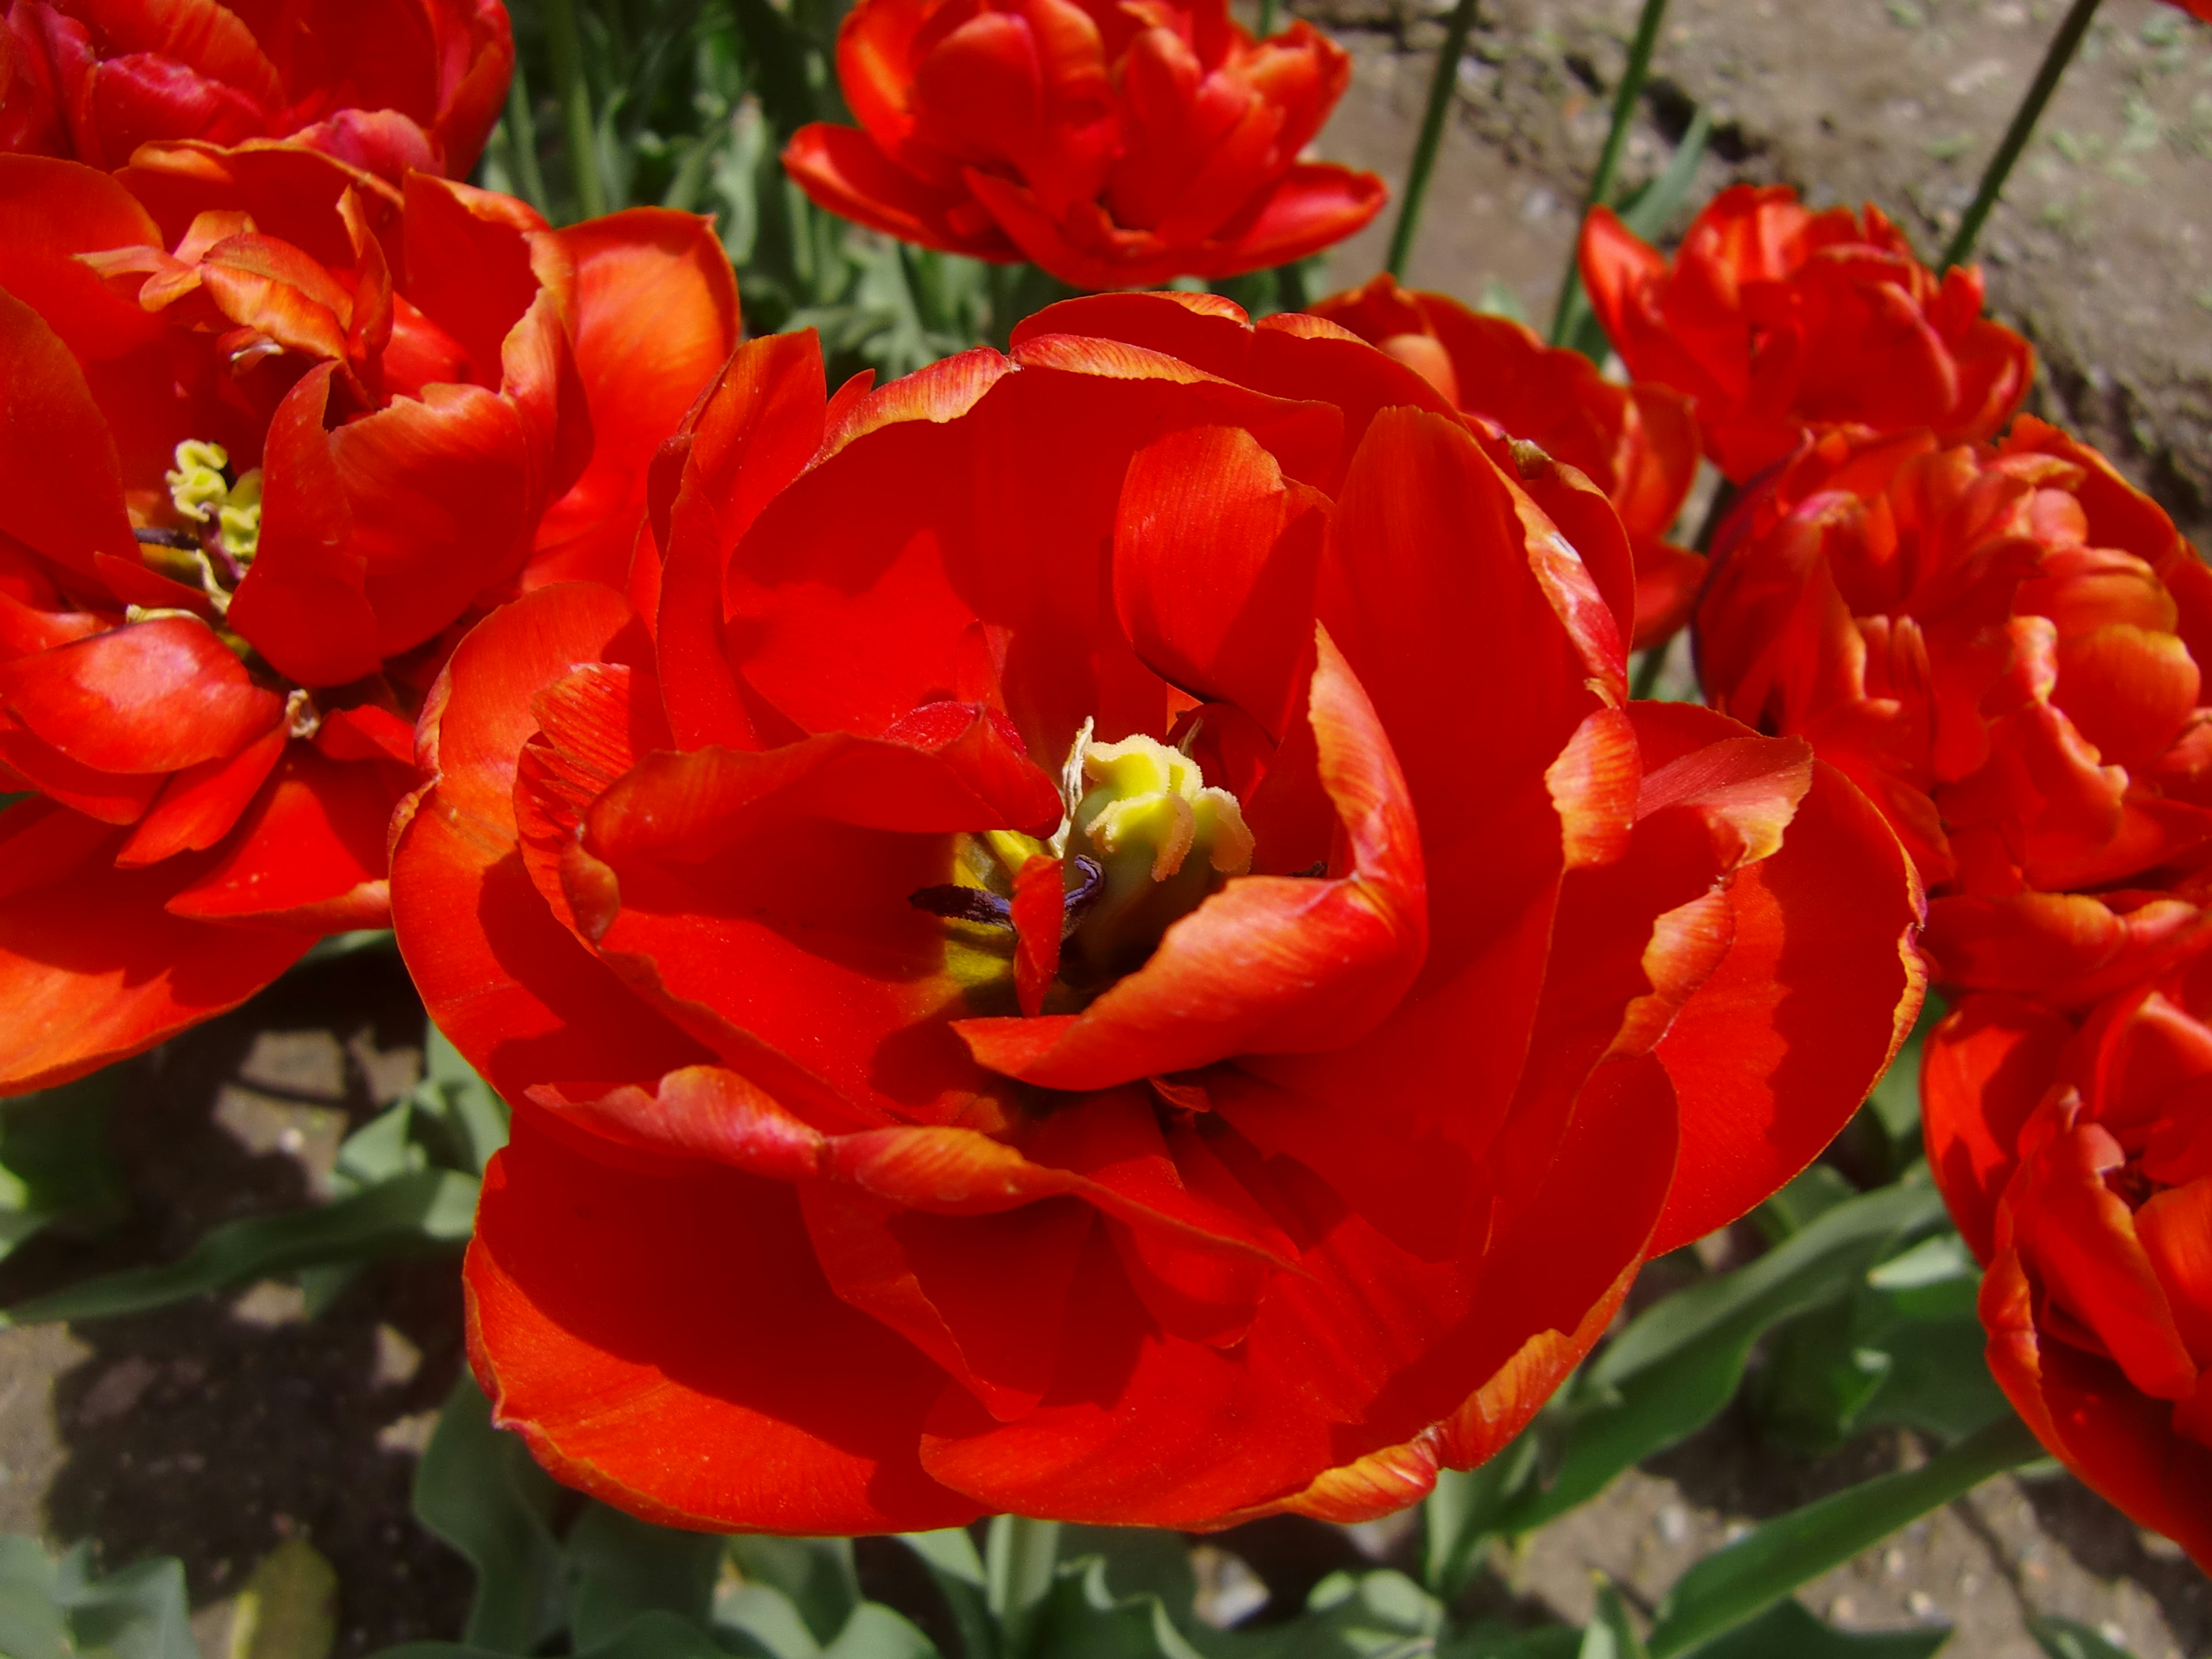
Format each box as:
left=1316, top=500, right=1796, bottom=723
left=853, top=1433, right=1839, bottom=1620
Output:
left=228, top=1538, right=340, bottom=1659
left=1, top=1168, right=478, bottom=1327
left=1577, top=1584, right=1648, bottom=1659
left=566, top=1506, right=721, bottom=1647
left=1752, top=1226, right=2009, bottom=1456
left=898, top=1531, right=998, bottom=1659
left=727, top=1539, right=862, bottom=1646
left=0, top=1069, right=126, bottom=1264
left=378, top=1611, right=729, bottom=1659
left=2027, top=1616, right=2135, bottom=1659
left=411, top=1374, right=567, bottom=1653
left=0, top=1537, right=199, bottom=1659
left=1681, top=1598, right=1950, bottom=1658
left=1427, top=1180, right=1952, bottom=1585
left=1642, top=1414, right=2041, bottom=1657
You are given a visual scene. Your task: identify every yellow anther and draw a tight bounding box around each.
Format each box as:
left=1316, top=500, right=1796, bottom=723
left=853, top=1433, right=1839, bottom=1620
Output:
left=1073, top=732, right=1253, bottom=883
left=217, top=468, right=263, bottom=565
left=165, top=439, right=230, bottom=524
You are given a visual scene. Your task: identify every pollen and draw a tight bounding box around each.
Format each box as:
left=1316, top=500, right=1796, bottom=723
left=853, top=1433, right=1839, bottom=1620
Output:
left=1075, top=732, right=1253, bottom=883
left=165, top=440, right=230, bottom=524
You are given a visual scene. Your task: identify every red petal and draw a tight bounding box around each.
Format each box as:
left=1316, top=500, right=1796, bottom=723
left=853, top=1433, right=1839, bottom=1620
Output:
left=226, top=363, right=384, bottom=687
left=1111, top=421, right=1327, bottom=736
left=0, top=282, right=135, bottom=581
left=0, top=831, right=310, bottom=1094
left=163, top=745, right=401, bottom=929
left=782, top=123, right=1022, bottom=262
left=1649, top=706, right=1925, bottom=1251
left=0, top=616, right=282, bottom=774
left=527, top=209, right=740, bottom=590
left=115, top=719, right=287, bottom=866
left=465, top=1111, right=984, bottom=1533
left=389, top=582, right=710, bottom=1105
left=1922, top=993, right=2074, bottom=1261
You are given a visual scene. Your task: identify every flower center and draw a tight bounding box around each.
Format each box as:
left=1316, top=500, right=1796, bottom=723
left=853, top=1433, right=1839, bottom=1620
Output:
left=132, top=439, right=264, bottom=613
left=916, top=724, right=1255, bottom=1007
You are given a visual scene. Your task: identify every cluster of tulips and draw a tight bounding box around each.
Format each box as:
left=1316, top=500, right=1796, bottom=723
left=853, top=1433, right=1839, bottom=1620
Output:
left=0, top=0, right=2204, bottom=1582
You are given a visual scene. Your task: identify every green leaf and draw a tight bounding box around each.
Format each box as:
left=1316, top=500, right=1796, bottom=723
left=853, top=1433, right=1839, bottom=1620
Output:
left=2, top=1169, right=478, bottom=1325
left=728, top=1538, right=860, bottom=1645
left=416, top=1026, right=510, bottom=1177
left=1029, top=1556, right=1211, bottom=1659
left=2027, top=1616, right=2135, bottom=1659
left=378, top=1609, right=729, bottom=1659
left=825, top=1603, right=941, bottom=1659
left=410, top=1374, right=566, bottom=1653
left=1753, top=1226, right=2008, bottom=1456
left=53, top=1542, right=199, bottom=1659
left=227, top=1538, right=339, bottom=1659
left=1644, top=1415, right=2041, bottom=1657
left=718, top=1583, right=824, bottom=1659
left=0, top=1071, right=126, bottom=1262
left=565, top=1506, right=721, bottom=1647
left=0, top=1535, right=69, bottom=1659
left=1458, top=1183, right=1951, bottom=1555
left=1685, top=1597, right=1949, bottom=1658
left=1754, top=1165, right=1858, bottom=1243
left=897, top=1531, right=996, bottom=1659
left=1577, top=1584, right=1647, bottom=1659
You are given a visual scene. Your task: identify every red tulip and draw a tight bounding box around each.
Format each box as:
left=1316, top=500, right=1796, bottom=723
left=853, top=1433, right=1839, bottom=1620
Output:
left=1697, top=418, right=2212, bottom=1003
left=391, top=291, right=1923, bottom=1533
left=0, top=144, right=737, bottom=1092
left=781, top=0, right=1385, bottom=290
left=2165, top=1, right=2211, bottom=21
left=1579, top=185, right=2033, bottom=484
left=1925, top=950, right=2212, bottom=1571
left=1310, top=273, right=1705, bottom=649
left=0, top=0, right=512, bottom=178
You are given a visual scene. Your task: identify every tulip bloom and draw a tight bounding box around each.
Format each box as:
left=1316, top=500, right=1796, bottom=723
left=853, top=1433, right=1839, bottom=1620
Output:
left=1311, top=274, right=1703, bottom=648
left=1579, top=185, right=2033, bottom=484
left=1696, top=419, right=2212, bottom=1005
left=0, top=144, right=737, bottom=1092
left=1925, top=950, right=2212, bottom=1571
left=392, top=293, right=1922, bottom=1533
left=781, top=0, right=1385, bottom=291
left=0, top=0, right=512, bottom=178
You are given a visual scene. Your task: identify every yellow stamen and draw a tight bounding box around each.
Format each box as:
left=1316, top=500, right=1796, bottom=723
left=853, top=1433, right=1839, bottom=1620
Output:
left=217, top=468, right=263, bottom=565
left=165, top=439, right=230, bottom=524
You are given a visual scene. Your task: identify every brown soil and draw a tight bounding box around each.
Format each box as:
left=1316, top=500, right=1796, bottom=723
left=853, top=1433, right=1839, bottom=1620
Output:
left=1305, top=0, right=2212, bottom=544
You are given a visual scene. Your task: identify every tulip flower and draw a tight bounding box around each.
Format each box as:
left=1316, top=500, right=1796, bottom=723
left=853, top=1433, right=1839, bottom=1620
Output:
left=1580, top=185, right=2034, bottom=484
left=1925, top=949, right=2212, bottom=1571
left=781, top=0, right=1386, bottom=291
left=1311, top=273, right=1703, bottom=647
left=0, top=143, right=737, bottom=1092
left=0, top=0, right=512, bottom=178
left=391, top=292, right=1923, bottom=1533
left=1696, top=419, right=2212, bottom=1005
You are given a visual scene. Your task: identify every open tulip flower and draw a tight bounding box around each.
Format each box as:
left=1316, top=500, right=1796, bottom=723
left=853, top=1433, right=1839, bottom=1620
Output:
left=781, top=0, right=1386, bottom=291
left=0, top=0, right=512, bottom=179
left=391, top=292, right=1923, bottom=1532
left=1696, top=418, right=2212, bottom=1009
left=0, top=144, right=737, bottom=1092
left=1925, top=944, right=2212, bottom=1571
left=1580, top=185, right=2034, bottom=485
left=1311, top=272, right=1704, bottom=649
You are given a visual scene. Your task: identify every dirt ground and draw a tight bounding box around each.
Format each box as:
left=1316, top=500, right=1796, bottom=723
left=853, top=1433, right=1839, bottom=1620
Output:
left=1305, top=0, right=2212, bottom=544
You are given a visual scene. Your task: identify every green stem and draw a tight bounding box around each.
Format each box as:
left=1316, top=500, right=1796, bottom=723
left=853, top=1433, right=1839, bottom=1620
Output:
left=1257, top=0, right=1276, bottom=36
left=1384, top=0, right=1480, bottom=280
left=542, top=0, right=608, bottom=219
left=984, top=1515, right=1060, bottom=1659
left=1941, top=0, right=2103, bottom=269
left=1629, top=646, right=1667, bottom=701
left=1548, top=0, right=1669, bottom=343
left=1645, top=1415, right=2042, bottom=1658
left=502, top=59, right=551, bottom=218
